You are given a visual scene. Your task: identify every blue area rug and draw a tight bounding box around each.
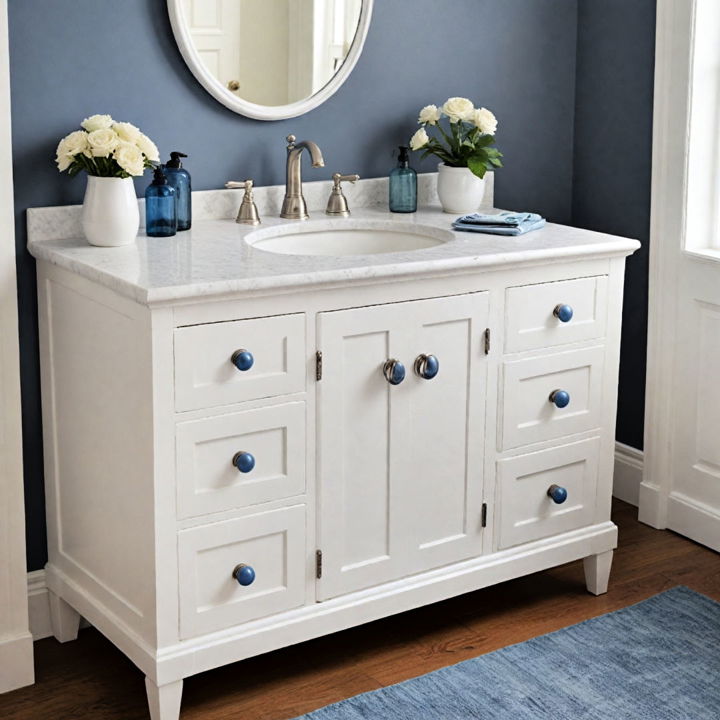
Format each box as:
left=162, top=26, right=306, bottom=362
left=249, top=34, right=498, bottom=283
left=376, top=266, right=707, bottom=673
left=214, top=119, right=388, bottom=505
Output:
left=293, top=587, right=720, bottom=719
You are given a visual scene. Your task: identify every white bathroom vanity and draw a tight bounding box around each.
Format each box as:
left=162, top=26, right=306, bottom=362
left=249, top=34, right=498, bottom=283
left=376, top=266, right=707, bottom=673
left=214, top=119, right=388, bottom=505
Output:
left=27, top=177, right=639, bottom=719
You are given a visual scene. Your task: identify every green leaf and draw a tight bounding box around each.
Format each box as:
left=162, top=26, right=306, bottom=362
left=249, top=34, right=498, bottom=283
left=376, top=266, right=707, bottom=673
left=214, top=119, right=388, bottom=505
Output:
left=467, top=154, right=489, bottom=179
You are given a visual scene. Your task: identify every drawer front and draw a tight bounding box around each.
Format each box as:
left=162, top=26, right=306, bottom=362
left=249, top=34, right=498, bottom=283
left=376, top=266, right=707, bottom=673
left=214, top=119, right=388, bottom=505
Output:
left=497, top=437, right=600, bottom=549
left=176, top=402, right=306, bottom=519
left=178, top=505, right=306, bottom=639
left=500, top=346, right=604, bottom=450
left=505, top=276, right=608, bottom=353
left=174, top=313, right=306, bottom=411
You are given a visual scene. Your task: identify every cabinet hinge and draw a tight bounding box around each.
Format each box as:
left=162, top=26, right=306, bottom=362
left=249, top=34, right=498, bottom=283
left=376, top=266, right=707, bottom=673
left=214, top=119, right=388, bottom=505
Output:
left=316, top=351, right=323, bottom=381
left=483, top=328, right=491, bottom=355
left=481, top=502, right=488, bottom=528
left=315, top=549, right=323, bottom=579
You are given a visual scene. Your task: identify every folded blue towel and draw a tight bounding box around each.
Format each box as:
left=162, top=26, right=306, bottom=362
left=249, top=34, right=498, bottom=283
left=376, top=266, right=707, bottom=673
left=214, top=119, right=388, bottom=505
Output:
left=452, top=211, right=546, bottom=236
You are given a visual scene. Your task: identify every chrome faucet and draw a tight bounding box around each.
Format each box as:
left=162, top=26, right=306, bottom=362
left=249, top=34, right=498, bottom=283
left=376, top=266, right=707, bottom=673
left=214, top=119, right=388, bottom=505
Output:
left=281, top=134, right=325, bottom=220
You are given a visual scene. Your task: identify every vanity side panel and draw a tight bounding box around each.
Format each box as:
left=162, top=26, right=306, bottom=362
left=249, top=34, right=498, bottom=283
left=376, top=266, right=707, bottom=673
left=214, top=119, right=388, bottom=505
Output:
left=594, top=256, right=628, bottom=524
left=38, top=262, right=158, bottom=644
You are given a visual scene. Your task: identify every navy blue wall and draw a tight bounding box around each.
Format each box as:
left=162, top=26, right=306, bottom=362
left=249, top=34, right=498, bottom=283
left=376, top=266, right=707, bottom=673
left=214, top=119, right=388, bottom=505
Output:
left=9, top=0, right=652, bottom=572
left=572, top=0, right=656, bottom=450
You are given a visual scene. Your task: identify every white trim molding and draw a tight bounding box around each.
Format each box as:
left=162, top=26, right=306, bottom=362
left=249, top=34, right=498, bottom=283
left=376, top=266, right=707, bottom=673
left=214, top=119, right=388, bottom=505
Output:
left=0, top=0, right=34, bottom=694
left=641, top=0, right=720, bottom=551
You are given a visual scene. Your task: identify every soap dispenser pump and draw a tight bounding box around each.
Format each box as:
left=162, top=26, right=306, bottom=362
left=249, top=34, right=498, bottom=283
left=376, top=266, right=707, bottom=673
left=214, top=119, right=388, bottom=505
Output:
left=145, top=166, right=177, bottom=237
left=164, top=151, right=192, bottom=230
left=389, top=146, right=417, bottom=213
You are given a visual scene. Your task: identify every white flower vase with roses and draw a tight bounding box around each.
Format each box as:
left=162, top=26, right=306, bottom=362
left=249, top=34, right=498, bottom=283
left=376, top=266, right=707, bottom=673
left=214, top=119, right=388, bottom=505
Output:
left=55, top=114, right=160, bottom=246
left=409, top=98, right=503, bottom=214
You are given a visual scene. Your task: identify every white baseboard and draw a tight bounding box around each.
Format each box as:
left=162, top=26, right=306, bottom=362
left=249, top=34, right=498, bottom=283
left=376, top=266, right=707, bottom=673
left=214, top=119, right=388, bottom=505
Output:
left=27, top=569, right=53, bottom=641
left=613, top=442, right=643, bottom=507
left=0, top=632, right=34, bottom=692
left=25, top=442, right=644, bottom=642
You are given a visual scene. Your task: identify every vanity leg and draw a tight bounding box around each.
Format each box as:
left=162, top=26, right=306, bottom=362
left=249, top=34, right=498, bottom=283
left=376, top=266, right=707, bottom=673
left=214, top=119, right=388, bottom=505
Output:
left=584, top=550, right=613, bottom=595
left=48, top=591, right=81, bottom=642
left=146, top=677, right=184, bottom=720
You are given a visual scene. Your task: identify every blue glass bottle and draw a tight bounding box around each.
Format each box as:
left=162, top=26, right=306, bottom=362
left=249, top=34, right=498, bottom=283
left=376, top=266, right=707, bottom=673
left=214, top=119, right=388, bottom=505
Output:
left=164, top=151, right=192, bottom=231
left=389, top=146, right=417, bottom=213
left=145, top=166, right=177, bottom=237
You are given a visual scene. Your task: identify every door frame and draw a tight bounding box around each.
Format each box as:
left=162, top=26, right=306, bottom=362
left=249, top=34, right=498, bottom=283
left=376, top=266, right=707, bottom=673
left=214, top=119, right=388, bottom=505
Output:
left=639, top=0, right=718, bottom=527
left=0, top=0, right=34, bottom=694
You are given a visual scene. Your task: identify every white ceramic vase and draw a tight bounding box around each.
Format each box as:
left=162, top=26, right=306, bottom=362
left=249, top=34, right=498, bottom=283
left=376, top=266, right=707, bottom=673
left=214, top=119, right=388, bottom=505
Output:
left=436, top=162, right=486, bottom=215
left=82, top=176, right=139, bottom=247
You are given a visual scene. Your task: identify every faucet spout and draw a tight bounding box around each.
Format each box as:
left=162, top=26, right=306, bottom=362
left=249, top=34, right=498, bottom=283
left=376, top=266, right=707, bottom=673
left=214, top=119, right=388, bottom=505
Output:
left=281, top=135, right=325, bottom=220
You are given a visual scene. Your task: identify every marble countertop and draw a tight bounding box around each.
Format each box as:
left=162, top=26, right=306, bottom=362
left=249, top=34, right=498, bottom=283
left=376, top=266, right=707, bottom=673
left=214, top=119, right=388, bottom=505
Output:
left=27, top=200, right=640, bottom=306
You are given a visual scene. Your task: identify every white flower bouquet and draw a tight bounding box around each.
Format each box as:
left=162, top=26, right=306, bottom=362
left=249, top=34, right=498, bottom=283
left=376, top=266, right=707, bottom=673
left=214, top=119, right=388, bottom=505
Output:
left=55, top=114, right=160, bottom=178
left=409, top=97, right=503, bottom=179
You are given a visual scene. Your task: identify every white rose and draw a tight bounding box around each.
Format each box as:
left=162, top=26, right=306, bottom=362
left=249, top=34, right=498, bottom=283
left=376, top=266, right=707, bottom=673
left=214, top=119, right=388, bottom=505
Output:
left=114, top=141, right=145, bottom=176
left=81, top=114, right=114, bottom=132
left=418, top=104, right=441, bottom=126
left=472, top=107, right=498, bottom=135
left=112, top=122, right=141, bottom=143
left=136, top=132, right=160, bottom=163
left=409, top=127, right=430, bottom=151
left=87, top=128, right=120, bottom=158
left=441, top=97, right=474, bottom=123
left=55, top=130, right=88, bottom=171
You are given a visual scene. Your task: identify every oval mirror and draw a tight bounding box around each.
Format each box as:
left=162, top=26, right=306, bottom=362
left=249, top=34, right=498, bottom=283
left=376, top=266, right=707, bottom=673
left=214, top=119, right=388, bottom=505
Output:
left=168, top=0, right=373, bottom=121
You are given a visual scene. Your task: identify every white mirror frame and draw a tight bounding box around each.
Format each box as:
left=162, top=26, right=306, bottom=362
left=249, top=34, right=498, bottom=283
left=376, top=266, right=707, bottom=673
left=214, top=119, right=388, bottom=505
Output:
left=167, top=0, right=374, bottom=121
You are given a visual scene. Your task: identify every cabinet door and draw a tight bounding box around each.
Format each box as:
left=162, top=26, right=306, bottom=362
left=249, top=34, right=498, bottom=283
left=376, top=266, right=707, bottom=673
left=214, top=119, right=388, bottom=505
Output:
left=317, top=293, right=489, bottom=600
left=404, top=294, right=489, bottom=574
left=317, top=302, right=412, bottom=600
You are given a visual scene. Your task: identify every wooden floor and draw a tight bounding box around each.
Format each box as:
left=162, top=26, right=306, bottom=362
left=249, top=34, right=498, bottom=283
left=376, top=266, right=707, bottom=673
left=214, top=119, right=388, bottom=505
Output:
left=2, top=500, right=719, bottom=720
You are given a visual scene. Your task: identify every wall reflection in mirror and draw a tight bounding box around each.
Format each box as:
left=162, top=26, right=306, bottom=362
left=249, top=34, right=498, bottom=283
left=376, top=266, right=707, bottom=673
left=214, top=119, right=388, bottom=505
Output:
left=181, top=0, right=363, bottom=107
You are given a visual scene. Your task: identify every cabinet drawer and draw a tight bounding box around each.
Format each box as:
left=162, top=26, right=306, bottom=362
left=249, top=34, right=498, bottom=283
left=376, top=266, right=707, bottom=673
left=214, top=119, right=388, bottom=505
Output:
left=505, top=276, right=607, bottom=353
left=178, top=505, right=306, bottom=639
left=174, top=313, right=306, bottom=411
left=500, top=346, right=604, bottom=450
left=497, top=438, right=600, bottom=549
left=176, top=402, right=306, bottom=519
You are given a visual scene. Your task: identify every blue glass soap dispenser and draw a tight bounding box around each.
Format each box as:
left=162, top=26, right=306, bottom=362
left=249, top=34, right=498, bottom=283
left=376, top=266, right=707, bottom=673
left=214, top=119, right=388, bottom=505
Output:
left=164, top=151, right=192, bottom=230
left=389, top=146, right=417, bottom=213
left=145, top=166, right=177, bottom=237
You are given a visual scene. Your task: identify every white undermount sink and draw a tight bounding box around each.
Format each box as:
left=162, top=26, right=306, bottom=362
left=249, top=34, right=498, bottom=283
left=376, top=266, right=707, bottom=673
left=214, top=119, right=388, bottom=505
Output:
left=244, top=220, right=453, bottom=256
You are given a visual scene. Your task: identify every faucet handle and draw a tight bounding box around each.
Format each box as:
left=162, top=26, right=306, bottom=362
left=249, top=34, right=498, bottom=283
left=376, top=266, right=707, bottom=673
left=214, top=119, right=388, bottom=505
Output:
left=326, top=173, right=360, bottom=217
left=286, top=134, right=296, bottom=149
left=225, top=180, right=261, bottom=225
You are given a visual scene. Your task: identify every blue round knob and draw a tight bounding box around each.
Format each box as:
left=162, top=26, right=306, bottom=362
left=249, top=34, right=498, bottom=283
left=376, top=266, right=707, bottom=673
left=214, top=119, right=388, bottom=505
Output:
left=383, top=359, right=405, bottom=385
left=233, top=451, right=255, bottom=473
left=414, top=354, right=439, bottom=380
left=549, top=389, right=570, bottom=408
left=547, top=484, right=568, bottom=504
left=553, top=304, right=574, bottom=323
left=233, top=564, right=256, bottom=586
left=231, top=349, right=254, bottom=371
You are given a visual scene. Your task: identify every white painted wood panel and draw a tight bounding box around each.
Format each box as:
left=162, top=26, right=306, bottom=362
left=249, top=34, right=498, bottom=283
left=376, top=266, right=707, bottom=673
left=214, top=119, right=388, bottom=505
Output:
left=176, top=402, right=306, bottom=518
left=505, top=276, right=608, bottom=353
left=40, top=277, right=155, bottom=634
left=497, top=438, right=600, bottom=549
left=317, top=301, right=411, bottom=599
left=500, top=346, right=605, bottom=450
left=405, top=294, right=489, bottom=572
left=0, top=0, right=33, bottom=693
left=174, top=313, right=305, bottom=411
left=178, top=505, right=306, bottom=638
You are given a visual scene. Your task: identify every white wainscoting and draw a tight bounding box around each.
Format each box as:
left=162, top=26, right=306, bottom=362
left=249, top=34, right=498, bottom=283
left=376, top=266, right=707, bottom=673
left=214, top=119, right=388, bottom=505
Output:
left=26, top=444, right=643, bottom=641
